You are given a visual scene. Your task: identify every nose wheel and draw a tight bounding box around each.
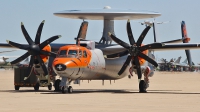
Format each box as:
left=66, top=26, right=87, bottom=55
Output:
left=68, top=86, right=73, bottom=93
left=61, top=86, right=73, bottom=93
left=139, top=80, right=147, bottom=93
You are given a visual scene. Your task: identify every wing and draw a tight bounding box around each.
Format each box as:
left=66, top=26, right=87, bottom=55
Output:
left=145, top=43, right=200, bottom=51
left=101, top=43, right=200, bottom=56
left=0, top=49, right=19, bottom=53
left=0, top=42, right=72, bottom=51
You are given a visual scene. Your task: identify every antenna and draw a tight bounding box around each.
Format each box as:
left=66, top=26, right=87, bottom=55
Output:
left=140, top=19, right=169, bottom=42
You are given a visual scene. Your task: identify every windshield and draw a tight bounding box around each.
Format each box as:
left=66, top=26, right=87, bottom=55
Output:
left=67, top=50, right=78, bottom=58
left=57, top=49, right=79, bottom=58
left=58, top=50, right=67, bottom=57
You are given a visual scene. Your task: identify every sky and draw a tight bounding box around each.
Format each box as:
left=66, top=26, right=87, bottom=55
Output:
left=1, top=0, right=200, bottom=64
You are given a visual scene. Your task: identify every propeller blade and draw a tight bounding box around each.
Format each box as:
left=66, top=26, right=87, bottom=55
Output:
left=162, top=39, right=183, bottom=44
left=10, top=52, right=30, bottom=64
left=6, top=40, right=29, bottom=50
left=36, top=55, right=48, bottom=76
left=118, top=55, right=132, bottom=75
left=108, top=32, right=130, bottom=49
left=106, top=50, right=129, bottom=59
left=134, top=56, right=142, bottom=80
left=40, top=50, right=57, bottom=57
left=140, top=43, right=164, bottom=51
left=35, top=20, right=45, bottom=44
left=39, top=35, right=61, bottom=49
left=153, top=23, right=157, bottom=42
left=24, top=56, right=34, bottom=80
left=138, top=52, right=158, bottom=67
left=127, top=20, right=135, bottom=45
left=21, top=22, right=34, bottom=45
left=137, top=26, right=151, bottom=46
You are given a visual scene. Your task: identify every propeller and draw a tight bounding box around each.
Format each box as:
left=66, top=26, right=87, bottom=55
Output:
left=108, top=20, right=164, bottom=82
left=7, top=20, right=61, bottom=80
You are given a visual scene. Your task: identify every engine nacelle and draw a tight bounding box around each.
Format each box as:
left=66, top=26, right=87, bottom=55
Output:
left=40, top=44, right=51, bottom=63
left=138, top=50, right=148, bottom=65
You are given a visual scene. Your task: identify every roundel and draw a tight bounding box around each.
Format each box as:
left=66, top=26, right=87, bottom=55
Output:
left=55, top=64, right=66, bottom=71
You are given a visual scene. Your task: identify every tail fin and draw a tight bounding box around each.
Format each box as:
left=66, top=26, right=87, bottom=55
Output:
left=181, top=21, right=190, bottom=43
left=182, top=58, right=188, bottom=64
left=181, top=21, right=192, bottom=66
left=2, top=57, right=9, bottom=61
left=192, top=62, right=195, bottom=65
left=169, top=58, right=174, bottom=62
left=174, top=56, right=181, bottom=63
left=77, top=21, right=88, bottom=38
left=24, top=57, right=29, bottom=62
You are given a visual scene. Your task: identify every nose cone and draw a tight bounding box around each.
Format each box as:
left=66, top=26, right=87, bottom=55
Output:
left=54, top=64, right=66, bottom=71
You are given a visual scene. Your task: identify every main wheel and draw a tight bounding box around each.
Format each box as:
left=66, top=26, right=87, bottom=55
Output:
left=61, top=86, right=66, bottom=93
left=48, top=83, right=52, bottom=90
left=68, top=86, right=73, bottom=93
left=139, top=80, right=147, bottom=93
left=54, top=79, right=61, bottom=91
left=34, top=83, right=40, bottom=91
left=15, top=85, right=20, bottom=90
left=128, top=75, right=131, bottom=79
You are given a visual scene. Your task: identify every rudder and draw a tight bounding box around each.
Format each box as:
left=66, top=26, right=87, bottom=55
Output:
left=181, top=21, right=192, bottom=66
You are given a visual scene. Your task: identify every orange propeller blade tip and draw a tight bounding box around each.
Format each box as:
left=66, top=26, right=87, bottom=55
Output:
left=58, top=35, right=62, bottom=38
left=42, top=20, right=45, bottom=23
left=24, top=77, right=28, bottom=80
left=138, top=79, right=141, bottom=83
left=6, top=40, right=10, bottom=43
left=21, top=22, right=24, bottom=26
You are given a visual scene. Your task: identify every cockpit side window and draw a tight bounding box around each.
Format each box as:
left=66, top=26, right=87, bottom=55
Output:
left=68, top=50, right=78, bottom=56
left=58, top=50, right=67, bottom=57
left=79, top=50, right=82, bottom=58
left=83, top=51, right=87, bottom=58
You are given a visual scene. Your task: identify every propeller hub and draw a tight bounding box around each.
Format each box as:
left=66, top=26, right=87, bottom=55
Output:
left=28, top=44, right=40, bottom=55
left=129, top=45, right=139, bottom=56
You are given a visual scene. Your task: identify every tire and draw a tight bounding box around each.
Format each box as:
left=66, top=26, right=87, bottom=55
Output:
left=15, top=85, right=20, bottom=90
left=139, top=80, right=147, bottom=93
left=61, top=86, right=66, bottom=93
left=68, top=86, right=73, bottom=93
left=48, top=83, right=52, bottom=90
left=34, top=83, right=40, bottom=91
left=54, top=79, right=61, bottom=91
left=128, top=75, right=131, bottom=79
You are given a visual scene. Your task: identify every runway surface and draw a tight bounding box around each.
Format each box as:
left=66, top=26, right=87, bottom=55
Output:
left=0, top=70, right=200, bottom=112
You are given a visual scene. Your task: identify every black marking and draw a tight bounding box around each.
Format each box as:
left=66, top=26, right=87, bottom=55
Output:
left=70, top=70, right=75, bottom=76
left=77, top=58, right=82, bottom=62
left=70, top=60, right=78, bottom=65
left=76, top=68, right=80, bottom=75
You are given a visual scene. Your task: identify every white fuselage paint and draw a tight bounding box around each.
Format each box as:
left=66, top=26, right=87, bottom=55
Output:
left=53, top=48, right=129, bottom=80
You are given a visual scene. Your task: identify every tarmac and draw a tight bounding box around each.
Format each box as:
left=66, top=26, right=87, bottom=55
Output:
left=1, top=70, right=200, bottom=112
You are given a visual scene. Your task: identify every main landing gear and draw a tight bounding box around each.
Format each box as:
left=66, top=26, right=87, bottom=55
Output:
left=54, top=78, right=73, bottom=94
left=139, top=80, right=148, bottom=93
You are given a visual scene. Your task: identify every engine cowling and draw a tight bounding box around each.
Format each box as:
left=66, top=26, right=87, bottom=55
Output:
left=40, top=44, right=51, bottom=63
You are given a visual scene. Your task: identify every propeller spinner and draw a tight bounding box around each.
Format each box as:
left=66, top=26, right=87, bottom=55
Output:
left=108, top=20, right=164, bottom=82
left=7, top=20, right=61, bottom=80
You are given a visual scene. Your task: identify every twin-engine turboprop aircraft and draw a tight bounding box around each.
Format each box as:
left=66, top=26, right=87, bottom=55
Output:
left=1, top=6, right=200, bottom=93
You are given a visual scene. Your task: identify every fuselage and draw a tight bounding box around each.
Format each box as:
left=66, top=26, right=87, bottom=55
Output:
left=52, top=45, right=129, bottom=80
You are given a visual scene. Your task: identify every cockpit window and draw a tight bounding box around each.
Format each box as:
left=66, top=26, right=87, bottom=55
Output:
left=79, top=50, right=82, bottom=58
left=68, top=50, right=77, bottom=56
left=58, top=50, right=67, bottom=57
left=57, top=49, right=79, bottom=58
left=83, top=51, right=87, bottom=58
